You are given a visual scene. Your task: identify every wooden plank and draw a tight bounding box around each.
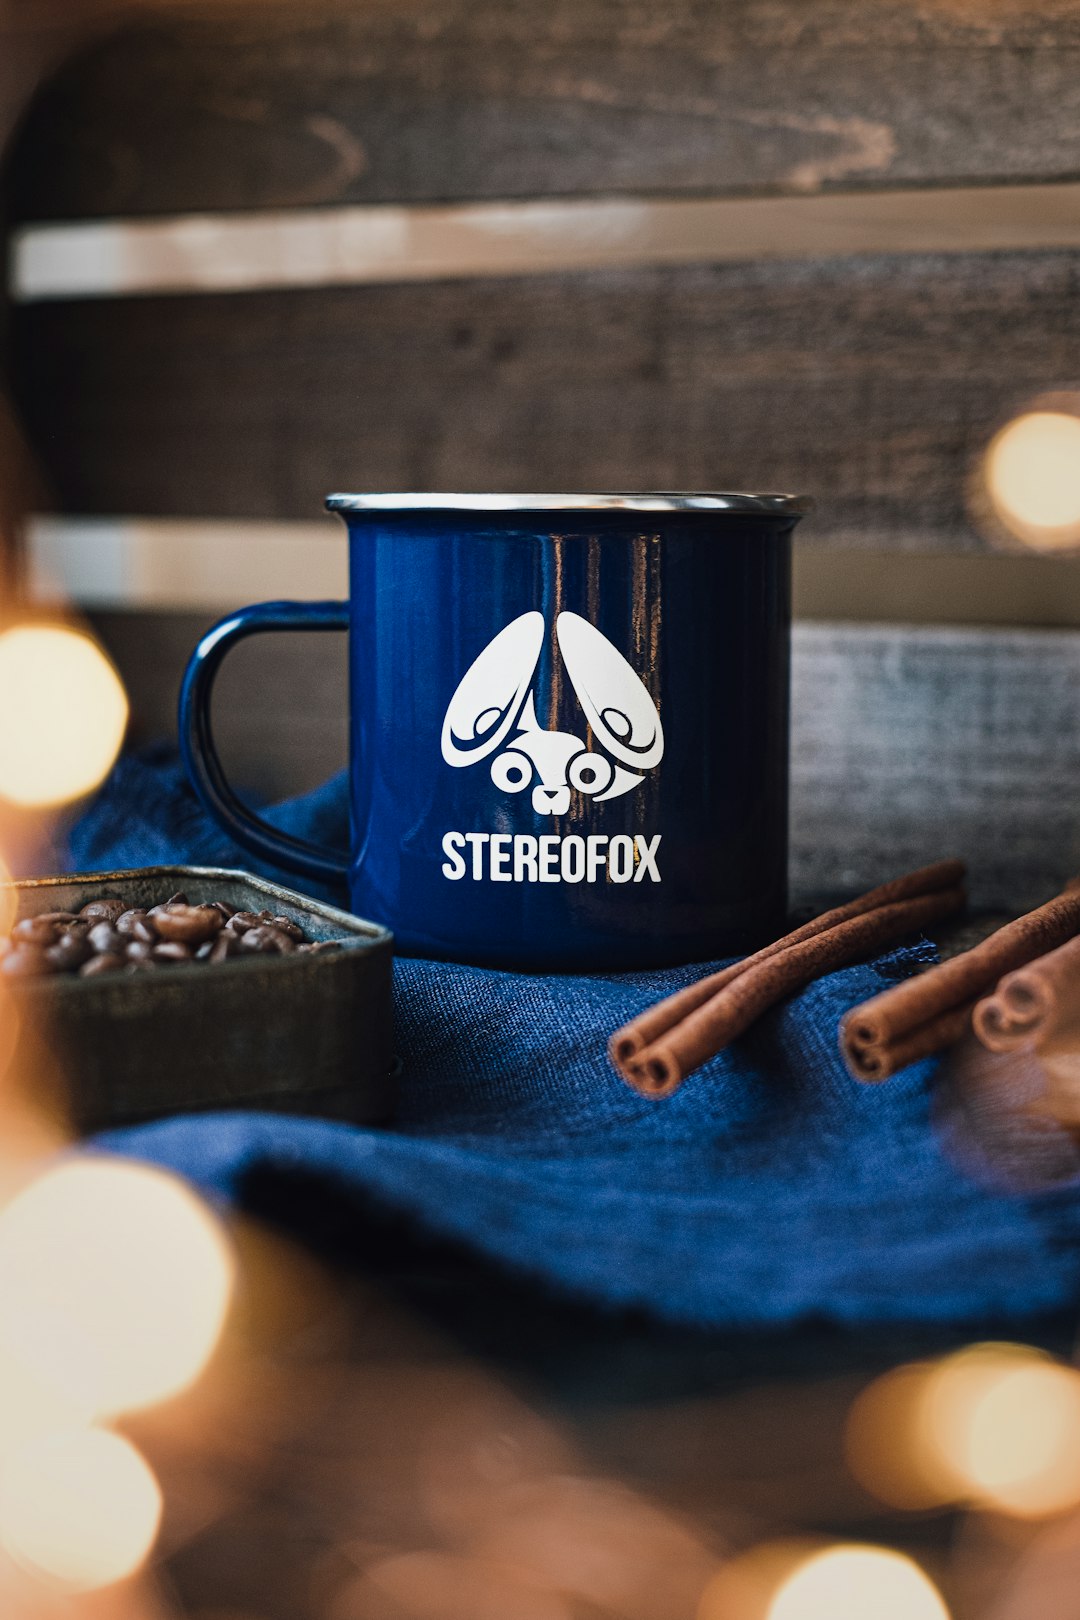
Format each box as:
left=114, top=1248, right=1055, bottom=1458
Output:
left=30, top=517, right=345, bottom=609
left=91, top=609, right=349, bottom=806
left=793, top=552, right=1080, bottom=627
left=92, top=612, right=1080, bottom=912
left=7, top=0, right=1080, bottom=221
left=15, top=185, right=1080, bottom=304
left=15, top=250, right=1080, bottom=547
left=792, top=624, right=1080, bottom=912
left=36, top=525, right=1080, bottom=624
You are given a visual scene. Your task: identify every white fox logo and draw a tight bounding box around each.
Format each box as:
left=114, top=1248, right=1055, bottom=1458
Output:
left=440, top=611, right=664, bottom=815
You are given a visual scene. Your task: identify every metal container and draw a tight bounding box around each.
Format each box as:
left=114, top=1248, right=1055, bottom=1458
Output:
left=4, top=867, right=395, bottom=1135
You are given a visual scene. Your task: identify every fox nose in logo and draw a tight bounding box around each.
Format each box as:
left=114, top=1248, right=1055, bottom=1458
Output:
left=533, top=784, right=571, bottom=816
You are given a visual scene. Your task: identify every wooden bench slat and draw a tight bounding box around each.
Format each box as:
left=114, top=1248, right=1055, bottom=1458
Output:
left=16, top=249, right=1080, bottom=546
left=8, top=0, right=1080, bottom=220
left=791, top=623, right=1080, bottom=912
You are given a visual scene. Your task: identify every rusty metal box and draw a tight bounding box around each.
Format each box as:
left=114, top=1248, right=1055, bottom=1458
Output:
left=4, top=866, right=395, bottom=1134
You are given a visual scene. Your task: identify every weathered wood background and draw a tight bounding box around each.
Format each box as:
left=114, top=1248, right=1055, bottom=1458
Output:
left=5, top=0, right=1080, bottom=906
left=10, top=0, right=1080, bottom=218
left=14, top=250, right=1080, bottom=549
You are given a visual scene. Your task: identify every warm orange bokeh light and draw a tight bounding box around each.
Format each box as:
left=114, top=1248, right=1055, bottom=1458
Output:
left=984, top=409, right=1080, bottom=549
left=697, top=1541, right=820, bottom=1620
left=845, top=1360, right=945, bottom=1510
left=922, top=1343, right=1080, bottom=1518
left=0, top=855, right=15, bottom=939
left=0, top=981, right=20, bottom=1096
left=0, top=1426, right=162, bottom=1591
left=0, top=1339, right=86, bottom=1457
left=0, top=1158, right=235, bottom=1419
left=765, top=1544, right=949, bottom=1620
left=848, top=1343, right=1080, bottom=1520
left=699, top=1541, right=949, bottom=1620
left=0, top=625, right=128, bottom=808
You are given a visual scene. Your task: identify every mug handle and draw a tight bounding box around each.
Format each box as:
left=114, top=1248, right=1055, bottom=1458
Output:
left=179, top=600, right=351, bottom=885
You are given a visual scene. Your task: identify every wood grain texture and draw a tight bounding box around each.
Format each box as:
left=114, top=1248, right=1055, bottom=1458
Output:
left=792, top=624, right=1080, bottom=912
left=91, top=609, right=349, bottom=805
left=36, top=523, right=1080, bottom=622
left=16, top=250, right=1080, bottom=548
left=7, top=0, right=1080, bottom=221
left=91, top=612, right=1080, bottom=913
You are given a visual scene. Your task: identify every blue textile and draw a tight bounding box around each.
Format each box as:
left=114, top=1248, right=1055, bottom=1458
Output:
left=59, top=751, right=1080, bottom=1328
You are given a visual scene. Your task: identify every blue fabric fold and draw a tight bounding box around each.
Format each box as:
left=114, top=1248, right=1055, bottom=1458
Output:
left=61, top=751, right=1080, bottom=1328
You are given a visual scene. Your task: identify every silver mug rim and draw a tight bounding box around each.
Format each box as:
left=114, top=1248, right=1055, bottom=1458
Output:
left=325, top=490, right=812, bottom=517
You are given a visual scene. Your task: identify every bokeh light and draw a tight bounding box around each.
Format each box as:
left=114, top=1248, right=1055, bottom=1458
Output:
left=984, top=407, right=1080, bottom=550
left=360, top=1551, right=573, bottom=1620
left=0, top=1339, right=85, bottom=1456
left=922, top=1343, right=1080, bottom=1517
left=848, top=1343, right=1080, bottom=1520
left=0, top=1158, right=235, bottom=1418
left=0, top=1426, right=162, bottom=1591
left=697, top=1541, right=819, bottom=1620
left=0, top=981, right=20, bottom=1099
left=845, top=1360, right=945, bottom=1509
left=0, top=624, right=128, bottom=807
left=766, top=1544, right=949, bottom=1620
left=0, top=854, right=15, bottom=939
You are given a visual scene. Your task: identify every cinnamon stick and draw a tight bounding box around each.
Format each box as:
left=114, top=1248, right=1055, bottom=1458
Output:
left=841, top=885, right=1080, bottom=1082
left=609, top=859, right=966, bottom=1068
left=616, top=884, right=966, bottom=1097
left=973, top=933, right=1080, bottom=1055
left=843, top=1000, right=980, bottom=1082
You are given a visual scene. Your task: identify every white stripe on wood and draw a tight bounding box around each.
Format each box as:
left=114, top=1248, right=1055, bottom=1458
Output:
left=11, top=183, right=1080, bottom=303
left=27, top=517, right=346, bottom=610
left=29, top=517, right=1080, bottom=624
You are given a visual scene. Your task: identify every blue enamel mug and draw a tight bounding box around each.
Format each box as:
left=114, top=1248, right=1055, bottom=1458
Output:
left=180, top=493, right=809, bottom=970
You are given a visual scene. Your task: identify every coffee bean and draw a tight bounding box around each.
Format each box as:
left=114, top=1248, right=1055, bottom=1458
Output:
left=150, top=904, right=224, bottom=946
left=12, top=916, right=62, bottom=946
left=33, top=913, right=87, bottom=940
left=79, top=952, right=125, bottom=977
left=226, top=911, right=264, bottom=935
left=2, top=945, right=57, bottom=977
left=267, top=915, right=306, bottom=943
left=79, top=899, right=127, bottom=923
left=116, top=908, right=150, bottom=936
left=236, top=925, right=297, bottom=956
left=46, top=933, right=92, bottom=972
left=7, top=892, right=344, bottom=977
left=88, top=922, right=125, bottom=955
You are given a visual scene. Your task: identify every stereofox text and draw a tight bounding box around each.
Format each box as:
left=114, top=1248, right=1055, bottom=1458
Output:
left=441, top=832, right=662, bottom=884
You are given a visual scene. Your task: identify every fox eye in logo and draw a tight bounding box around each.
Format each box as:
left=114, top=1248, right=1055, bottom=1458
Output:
left=440, top=610, right=664, bottom=815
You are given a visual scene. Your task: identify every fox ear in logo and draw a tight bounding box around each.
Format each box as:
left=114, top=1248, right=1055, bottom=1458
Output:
left=556, top=612, right=664, bottom=772
left=441, top=609, right=663, bottom=813
left=440, top=610, right=545, bottom=767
